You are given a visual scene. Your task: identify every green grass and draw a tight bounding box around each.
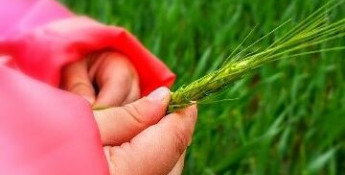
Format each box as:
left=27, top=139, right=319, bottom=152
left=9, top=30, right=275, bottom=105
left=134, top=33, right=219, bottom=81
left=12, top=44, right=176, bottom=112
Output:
left=60, top=0, right=345, bottom=174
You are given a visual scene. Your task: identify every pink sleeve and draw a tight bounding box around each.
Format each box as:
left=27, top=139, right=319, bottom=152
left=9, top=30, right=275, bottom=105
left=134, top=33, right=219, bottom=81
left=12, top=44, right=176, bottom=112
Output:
left=0, top=0, right=175, bottom=96
left=0, top=66, right=109, bottom=175
left=0, top=0, right=175, bottom=174
left=0, top=0, right=73, bottom=37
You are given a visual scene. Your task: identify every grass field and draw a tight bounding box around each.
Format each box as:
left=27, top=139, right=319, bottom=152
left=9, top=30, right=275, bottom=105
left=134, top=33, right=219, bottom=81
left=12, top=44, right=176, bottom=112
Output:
left=60, top=0, right=345, bottom=174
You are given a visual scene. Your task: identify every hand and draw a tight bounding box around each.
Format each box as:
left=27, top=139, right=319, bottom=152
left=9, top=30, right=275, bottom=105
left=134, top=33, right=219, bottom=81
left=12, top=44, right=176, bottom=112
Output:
left=94, top=87, right=198, bottom=175
left=61, top=51, right=140, bottom=108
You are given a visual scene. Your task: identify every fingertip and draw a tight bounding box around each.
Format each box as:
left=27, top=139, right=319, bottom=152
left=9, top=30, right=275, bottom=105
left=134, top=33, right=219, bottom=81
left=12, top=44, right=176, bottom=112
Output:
left=185, top=104, right=198, bottom=118
left=146, top=87, right=171, bottom=103
left=138, top=87, right=171, bottom=116
left=173, top=104, right=198, bottom=121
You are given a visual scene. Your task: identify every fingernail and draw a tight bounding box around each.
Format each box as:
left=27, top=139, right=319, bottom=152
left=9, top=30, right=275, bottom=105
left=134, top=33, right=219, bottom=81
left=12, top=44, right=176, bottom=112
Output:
left=147, top=87, right=170, bottom=101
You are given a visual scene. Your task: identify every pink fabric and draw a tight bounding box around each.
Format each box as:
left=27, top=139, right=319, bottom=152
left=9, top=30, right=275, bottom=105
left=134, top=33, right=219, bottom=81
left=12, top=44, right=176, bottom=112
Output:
left=0, top=66, right=108, bottom=175
left=0, top=0, right=175, bottom=174
left=0, top=0, right=72, bottom=37
left=0, top=1, right=175, bottom=96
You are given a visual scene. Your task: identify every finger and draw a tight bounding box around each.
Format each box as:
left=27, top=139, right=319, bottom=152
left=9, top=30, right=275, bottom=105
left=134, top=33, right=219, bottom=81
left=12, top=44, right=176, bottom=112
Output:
left=110, top=105, right=197, bottom=175
left=93, top=75, right=130, bottom=108
left=121, top=80, right=140, bottom=105
left=61, top=60, right=95, bottom=104
left=94, top=87, right=171, bottom=145
left=92, top=52, right=138, bottom=108
left=168, top=150, right=186, bottom=175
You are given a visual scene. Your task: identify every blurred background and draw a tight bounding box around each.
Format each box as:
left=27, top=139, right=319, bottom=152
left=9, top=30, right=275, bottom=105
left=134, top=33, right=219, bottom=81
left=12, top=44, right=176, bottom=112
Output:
left=60, top=0, right=345, bottom=174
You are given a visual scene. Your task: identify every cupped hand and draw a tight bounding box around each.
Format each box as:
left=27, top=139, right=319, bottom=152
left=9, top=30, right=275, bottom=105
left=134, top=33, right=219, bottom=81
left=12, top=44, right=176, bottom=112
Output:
left=94, top=87, right=198, bottom=175
left=61, top=52, right=197, bottom=174
left=61, top=51, right=140, bottom=108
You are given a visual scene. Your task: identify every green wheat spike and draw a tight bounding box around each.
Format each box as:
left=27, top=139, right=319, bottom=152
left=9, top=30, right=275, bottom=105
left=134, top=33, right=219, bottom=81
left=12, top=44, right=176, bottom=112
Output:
left=168, top=0, right=345, bottom=113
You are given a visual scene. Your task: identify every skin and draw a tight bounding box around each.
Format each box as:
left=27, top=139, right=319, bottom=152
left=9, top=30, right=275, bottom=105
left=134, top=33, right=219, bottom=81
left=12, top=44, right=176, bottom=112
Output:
left=61, top=51, right=197, bottom=175
left=61, top=51, right=140, bottom=108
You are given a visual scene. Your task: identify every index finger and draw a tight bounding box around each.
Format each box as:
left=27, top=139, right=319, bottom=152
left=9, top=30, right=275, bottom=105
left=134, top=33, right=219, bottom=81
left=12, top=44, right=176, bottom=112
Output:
left=60, top=60, right=95, bottom=104
left=92, top=52, right=139, bottom=108
left=108, top=105, right=198, bottom=175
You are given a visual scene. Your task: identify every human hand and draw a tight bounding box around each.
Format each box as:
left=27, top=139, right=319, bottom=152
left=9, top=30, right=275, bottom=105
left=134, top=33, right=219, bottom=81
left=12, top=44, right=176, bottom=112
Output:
left=94, top=87, right=198, bottom=175
left=61, top=51, right=139, bottom=108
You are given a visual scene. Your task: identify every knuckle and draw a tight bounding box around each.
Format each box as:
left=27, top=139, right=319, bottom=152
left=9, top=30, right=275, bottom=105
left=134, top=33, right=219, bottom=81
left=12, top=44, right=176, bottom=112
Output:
left=69, top=82, right=90, bottom=92
left=173, top=125, right=189, bottom=154
left=122, top=104, right=145, bottom=126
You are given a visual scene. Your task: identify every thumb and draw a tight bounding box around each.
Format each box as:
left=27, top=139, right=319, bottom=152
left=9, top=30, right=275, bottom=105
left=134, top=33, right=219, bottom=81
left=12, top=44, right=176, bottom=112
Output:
left=94, top=87, right=171, bottom=145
